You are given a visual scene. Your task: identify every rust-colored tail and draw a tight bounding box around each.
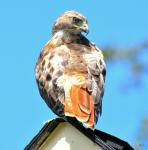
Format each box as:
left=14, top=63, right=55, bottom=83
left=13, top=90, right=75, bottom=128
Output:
left=67, top=85, right=94, bottom=128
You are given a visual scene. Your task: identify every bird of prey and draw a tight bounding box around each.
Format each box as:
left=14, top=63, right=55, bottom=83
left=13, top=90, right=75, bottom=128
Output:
left=35, top=11, right=106, bottom=128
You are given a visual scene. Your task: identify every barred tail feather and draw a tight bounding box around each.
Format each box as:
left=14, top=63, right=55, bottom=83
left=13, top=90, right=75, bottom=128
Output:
left=69, top=85, right=94, bottom=128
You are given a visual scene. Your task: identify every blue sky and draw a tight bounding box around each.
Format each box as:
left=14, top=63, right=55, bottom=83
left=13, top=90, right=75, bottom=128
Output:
left=0, top=0, right=148, bottom=149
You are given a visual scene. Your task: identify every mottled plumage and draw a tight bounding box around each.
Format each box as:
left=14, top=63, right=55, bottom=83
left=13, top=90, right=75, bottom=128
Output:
left=35, top=11, right=106, bottom=128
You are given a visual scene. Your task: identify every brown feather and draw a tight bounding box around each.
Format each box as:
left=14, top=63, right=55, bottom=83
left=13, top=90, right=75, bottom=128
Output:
left=70, top=85, right=89, bottom=122
left=35, top=11, right=106, bottom=128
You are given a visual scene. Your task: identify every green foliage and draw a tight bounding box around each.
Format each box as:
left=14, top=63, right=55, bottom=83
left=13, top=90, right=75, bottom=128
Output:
left=101, top=40, right=148, bottom=88
left=101, top=41, right=148, bottom=150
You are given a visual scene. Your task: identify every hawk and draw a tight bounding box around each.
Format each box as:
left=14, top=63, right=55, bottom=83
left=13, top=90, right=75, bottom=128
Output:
left=35, top=11, right=106, bottom=128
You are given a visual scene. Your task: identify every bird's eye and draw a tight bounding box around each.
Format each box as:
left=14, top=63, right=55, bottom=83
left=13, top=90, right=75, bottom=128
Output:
left=73, top=17, right=82, bottom=24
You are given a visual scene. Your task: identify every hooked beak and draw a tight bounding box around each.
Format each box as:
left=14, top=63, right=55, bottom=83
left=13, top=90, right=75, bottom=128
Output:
left=81, top=22, right=89, bottom=35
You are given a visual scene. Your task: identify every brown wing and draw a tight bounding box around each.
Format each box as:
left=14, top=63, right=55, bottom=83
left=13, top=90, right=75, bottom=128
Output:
left=35, top=44, right=69, bottom=117
left=83, top=45, right=106, bottom=124
left=62, top=42, right=106, bottom=127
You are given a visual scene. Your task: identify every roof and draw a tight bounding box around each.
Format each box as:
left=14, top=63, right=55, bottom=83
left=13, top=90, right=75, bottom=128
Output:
left=24, top=117, right=134, bottom=150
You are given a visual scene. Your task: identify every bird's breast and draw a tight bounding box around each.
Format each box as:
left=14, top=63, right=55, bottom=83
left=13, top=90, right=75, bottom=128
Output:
left=64, top=49, right=88, bottom=75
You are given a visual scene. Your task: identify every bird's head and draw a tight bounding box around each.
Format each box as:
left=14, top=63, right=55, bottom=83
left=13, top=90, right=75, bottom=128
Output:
left=52, top=11, right=89, bottom=35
